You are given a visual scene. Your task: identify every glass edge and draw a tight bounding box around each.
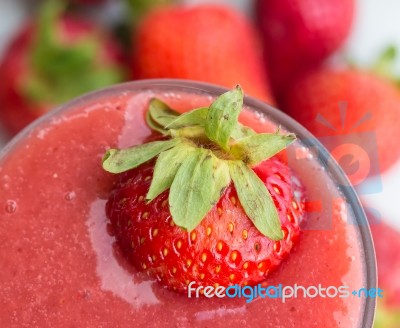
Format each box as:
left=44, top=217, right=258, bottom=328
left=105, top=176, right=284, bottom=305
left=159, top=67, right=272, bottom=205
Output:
left=0, top=78, right=377, bottom=327
left=245, top=90, right=377, bottom=328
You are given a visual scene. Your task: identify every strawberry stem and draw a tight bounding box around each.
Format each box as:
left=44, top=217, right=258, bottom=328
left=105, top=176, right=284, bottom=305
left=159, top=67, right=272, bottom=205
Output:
left=102, top=86, right=296, bottom=240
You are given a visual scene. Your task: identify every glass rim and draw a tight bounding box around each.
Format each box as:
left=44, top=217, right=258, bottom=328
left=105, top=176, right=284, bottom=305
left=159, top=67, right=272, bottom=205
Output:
left=0, top=78, right=377, bottom=327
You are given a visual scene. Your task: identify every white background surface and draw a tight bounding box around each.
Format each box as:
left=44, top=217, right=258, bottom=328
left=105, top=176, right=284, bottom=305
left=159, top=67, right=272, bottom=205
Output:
left=0, top=0, right=400, bottom=228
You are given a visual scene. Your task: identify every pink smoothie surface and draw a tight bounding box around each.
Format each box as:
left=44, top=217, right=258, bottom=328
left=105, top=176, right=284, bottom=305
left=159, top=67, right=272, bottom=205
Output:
left=0, top=88, right=367, bottom=327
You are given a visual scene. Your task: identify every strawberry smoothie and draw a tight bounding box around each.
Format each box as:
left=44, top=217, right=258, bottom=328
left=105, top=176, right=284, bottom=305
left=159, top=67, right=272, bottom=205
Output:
left=0, top=81, right=376, bottom=327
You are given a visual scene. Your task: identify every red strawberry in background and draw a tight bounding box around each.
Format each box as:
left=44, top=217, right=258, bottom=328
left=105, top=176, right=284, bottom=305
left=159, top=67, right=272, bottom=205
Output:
left=0, top=0, right=125, bottom=136
left=367, top=211, right=400, bottom=327
left=282, top=69, right=400, bottom=176
left=103, top=87, right=306, bottom=292
left=255, top=0, right=355, bottom=101
left=132, top=5, right=275, bottom=104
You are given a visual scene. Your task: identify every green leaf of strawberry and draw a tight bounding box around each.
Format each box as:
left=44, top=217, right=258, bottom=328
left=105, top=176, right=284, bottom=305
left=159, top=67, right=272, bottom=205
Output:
left=231, top=132, right=296, bottom=166
left=371, top=45, right=400, bottom=87
left=23, top=0, right=124, bottom=105
left=374, top=302, right=400, bottom=328
left=103, top=139, right=181, bottom=173
left=148, top=98, right=180, bottom=128
left=165, top=107, right=208, bottom=129
left=205, top=85, right=243, bottom=151
left=148, top=97, right=256, bottom=139
left=145, top=109, right=169, bottom=135
left=127, top=0, right=179, bottom=24
left=169, top=149, right=228, bottom=231
left=102, top=86, right=295, bottom=240
left=146, top=142, right=196, bottom=201
left=229, top=161, right=283, bottom=240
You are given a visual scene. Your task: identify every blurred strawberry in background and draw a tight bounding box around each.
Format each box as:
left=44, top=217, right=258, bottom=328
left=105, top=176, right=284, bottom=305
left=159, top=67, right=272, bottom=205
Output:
left=132, top=5, right=275, bottom=103
left=368, top=211, right=400, bottom=327
left=282, top=68, right=400, bottom=174
left=255, top=0, right=355, bottom=102
left=0, top=0, right=126, bottom=136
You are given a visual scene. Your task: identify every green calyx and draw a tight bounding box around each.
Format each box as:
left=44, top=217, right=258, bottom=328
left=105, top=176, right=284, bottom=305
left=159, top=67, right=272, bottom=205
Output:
left=23, top=0, right=124, bottom=105
left=371, top=45, right=400, bottom=86
left=102, top=86, right=296, bottom=240
left=127, top=0, right=179, bottom=23
left=374, top=302, right=400, bottom=328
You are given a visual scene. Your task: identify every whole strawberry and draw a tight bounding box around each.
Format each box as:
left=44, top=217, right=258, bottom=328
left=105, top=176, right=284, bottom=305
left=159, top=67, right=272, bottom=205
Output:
left=0, top=1, right=125, bottom=136
left=283, top=69, right=400, bottom=175
left=103, top=87, right=306, bottom=292
left=132, top=5, right=275, bottom=104
left=255, top=0, right=355, bottom=100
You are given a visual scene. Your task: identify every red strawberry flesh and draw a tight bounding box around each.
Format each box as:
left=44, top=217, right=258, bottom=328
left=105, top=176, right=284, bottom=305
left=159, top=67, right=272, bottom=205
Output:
left=107, top=158, right=305, bottom=292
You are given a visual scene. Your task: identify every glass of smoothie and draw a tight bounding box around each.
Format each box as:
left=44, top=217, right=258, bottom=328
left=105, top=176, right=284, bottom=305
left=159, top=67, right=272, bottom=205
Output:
left=0, top=80, right=376, bottom=327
